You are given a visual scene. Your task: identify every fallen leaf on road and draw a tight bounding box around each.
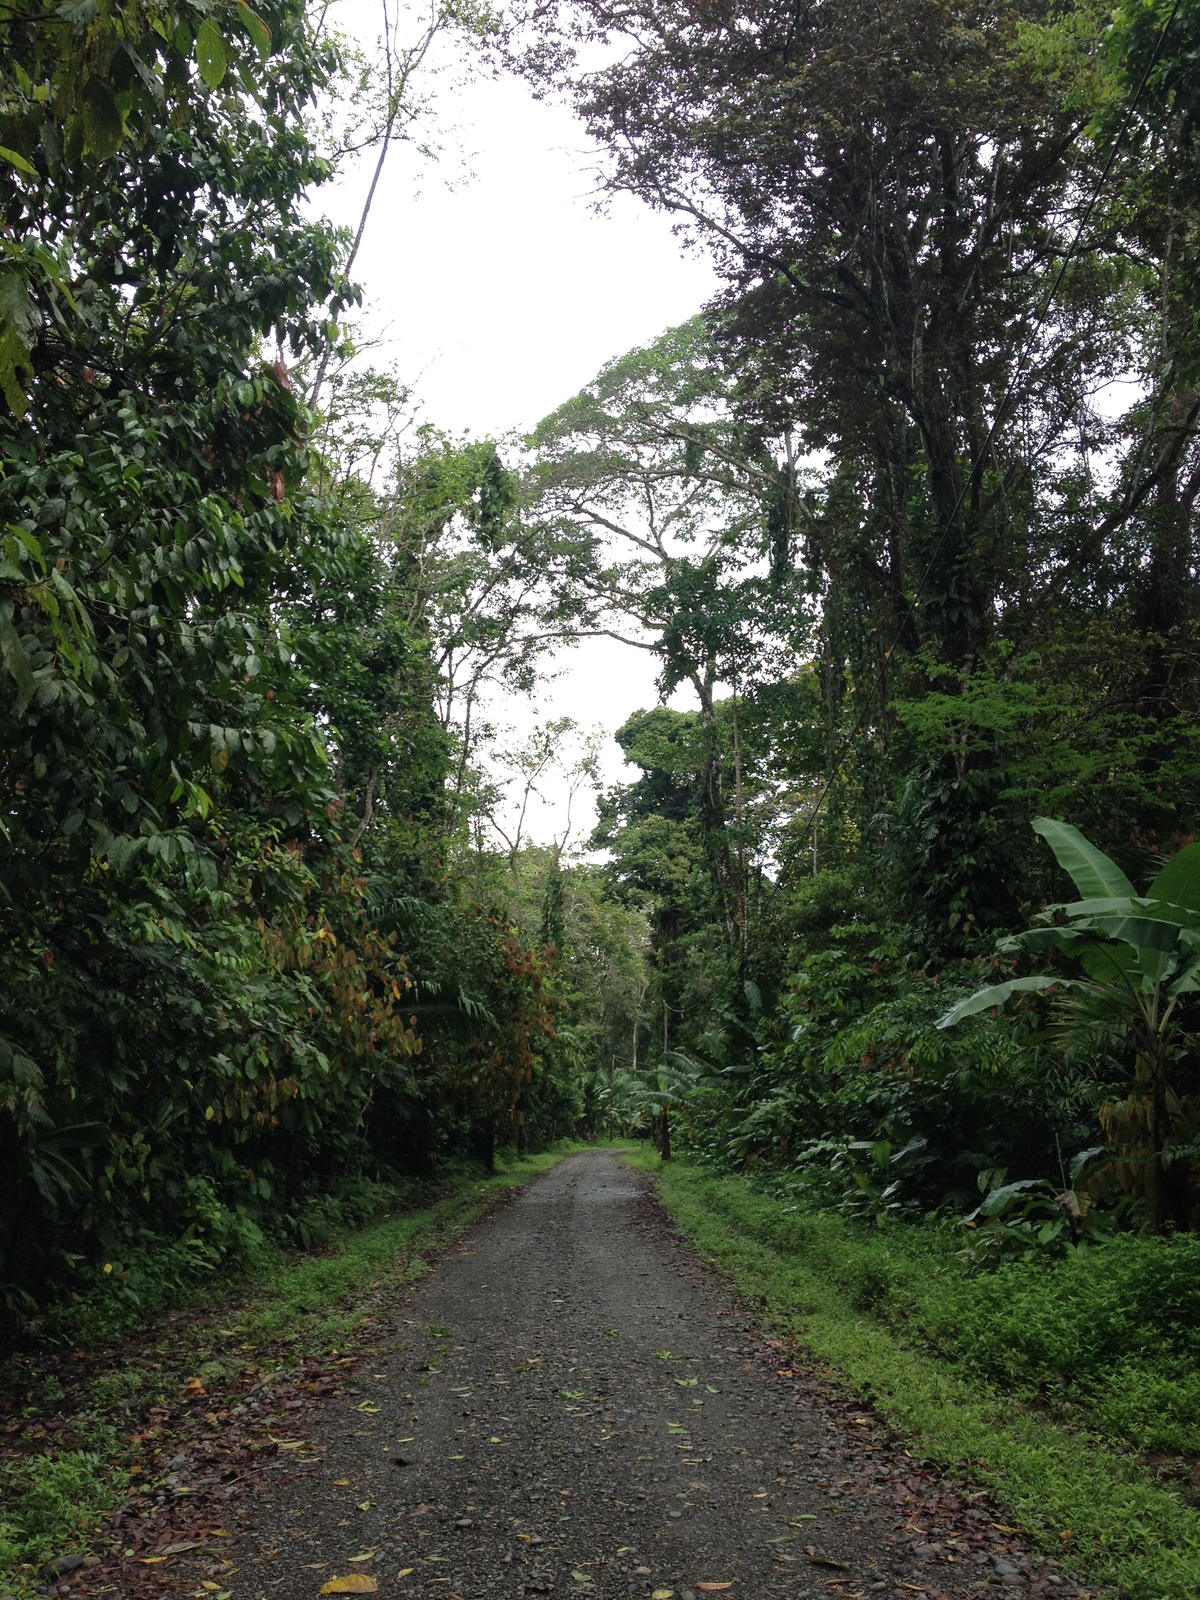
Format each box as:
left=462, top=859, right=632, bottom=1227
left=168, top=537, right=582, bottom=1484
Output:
left=790, top=1516, right=818, bottom=1523
left=183, top=1377, right=206, bottom=1395
left=348, top=1550, right=377, bottom=1562
left=396, top=1569, right=413, bottom=1578
left=804, top=1554, right=851, bottom=1571
left=571, top=1571, right=593, bottom=1583
left=320, top=1578, right=379, bottom=1595
left=696, top=1585, right=734, bottom=1592
left=140, top=1555, right=168, bottom=1564
left=357, top=1401, right=380, bottom=1414
left=652, top=1590, right=674, bottom=1599
left=357, top=1500, right=371, bottom=1510
left=206, top=1526, right=232, bottom=1537
left=333, top=1479, right=350, bottom=1486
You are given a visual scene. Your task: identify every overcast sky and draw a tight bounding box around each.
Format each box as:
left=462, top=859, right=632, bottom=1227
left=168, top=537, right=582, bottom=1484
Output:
left=320, top=4, right=721, bottom=847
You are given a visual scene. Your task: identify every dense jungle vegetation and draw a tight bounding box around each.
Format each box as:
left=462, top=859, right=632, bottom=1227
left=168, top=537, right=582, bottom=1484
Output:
left=4, top=0, right=1200, bottom=1374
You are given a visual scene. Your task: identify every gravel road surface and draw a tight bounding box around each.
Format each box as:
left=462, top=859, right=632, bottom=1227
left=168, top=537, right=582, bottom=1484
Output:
left=222, top=1150, right=1081, bottom=1600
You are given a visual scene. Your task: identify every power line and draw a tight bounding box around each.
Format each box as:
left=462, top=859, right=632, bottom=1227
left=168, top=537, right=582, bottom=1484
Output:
left=806, top=0, right=1184, bottom=848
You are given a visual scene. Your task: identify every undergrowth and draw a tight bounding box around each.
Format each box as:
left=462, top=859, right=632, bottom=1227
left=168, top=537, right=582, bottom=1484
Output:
left=627, top=1150, right=1200, bottom=1600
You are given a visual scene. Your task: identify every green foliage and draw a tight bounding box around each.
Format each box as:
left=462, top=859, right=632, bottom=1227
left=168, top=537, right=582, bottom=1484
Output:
left=0, top=0, right=584, bottom=1336
left=941, top=820, right=1200, bottom=1231
left=0, top=1446, right=122, bottom=1587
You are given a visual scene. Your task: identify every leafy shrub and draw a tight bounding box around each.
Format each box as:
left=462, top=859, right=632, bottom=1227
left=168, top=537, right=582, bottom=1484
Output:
left=930, top=1234, right=1200, bottom=1387
left=0, top=1448, right=122, bottom=1581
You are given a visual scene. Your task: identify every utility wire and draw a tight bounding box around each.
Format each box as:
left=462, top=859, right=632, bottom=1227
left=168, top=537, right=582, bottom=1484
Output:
left=806, top=0, right=1184, bottom=848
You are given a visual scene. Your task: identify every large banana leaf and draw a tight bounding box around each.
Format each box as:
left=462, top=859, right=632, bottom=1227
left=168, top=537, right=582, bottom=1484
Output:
left=1032, top=817, right=1135, bottom=900
left=1076, top=939, right=1161, bottom=985
left=1169, top=956, right=1200, bottom=996
left=1146, top=840, right=1200, bottom=917
left=1006, top=927, right=1098, bottom=954
left=1058, top=895, right=1147, bottom=917
left=936, top=974, right=1068, bottom=1029
left=1084, top=914, right=1182, bottom=953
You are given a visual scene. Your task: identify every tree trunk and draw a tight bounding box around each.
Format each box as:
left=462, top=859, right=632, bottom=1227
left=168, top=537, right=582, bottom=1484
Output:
left=658, top=1106, right=671, bottom=1162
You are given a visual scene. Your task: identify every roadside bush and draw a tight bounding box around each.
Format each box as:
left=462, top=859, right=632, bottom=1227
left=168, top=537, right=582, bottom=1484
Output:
left=934, top=1234, right=1200, bottom=1387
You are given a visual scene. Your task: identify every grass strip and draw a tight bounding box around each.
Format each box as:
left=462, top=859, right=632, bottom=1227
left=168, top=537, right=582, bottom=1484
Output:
left=628, top=1150, right=1200, bottom=1600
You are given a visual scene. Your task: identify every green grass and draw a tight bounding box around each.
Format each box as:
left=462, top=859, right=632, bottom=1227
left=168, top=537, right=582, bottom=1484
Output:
left=0, top=1146, right=573, bottom=1596
left=627, top=1150, right=1200, bottom=1600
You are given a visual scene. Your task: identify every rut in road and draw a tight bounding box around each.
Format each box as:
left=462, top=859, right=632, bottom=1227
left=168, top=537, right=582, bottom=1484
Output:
left=225, top=1150, right=1068, bottom=1600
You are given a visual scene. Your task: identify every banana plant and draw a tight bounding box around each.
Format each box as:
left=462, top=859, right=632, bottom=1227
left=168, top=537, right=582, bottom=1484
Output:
left=623, top=1049, right=723, bottom=1160
left=938, top=817, right=1200, bottom=1231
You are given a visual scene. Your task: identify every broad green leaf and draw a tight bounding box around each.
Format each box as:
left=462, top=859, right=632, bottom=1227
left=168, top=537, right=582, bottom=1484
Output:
left=1007, top=926, right=1094, bottom=954
left=0, top=321, right=32, bottom=413
left=1031, top=817, right=1134, bottom=901
left=81, top=75, right=124, bottom=157
left=0, top=603, right=35, bottom=713
left=195, top=19, right=229, bottom=89
left=1146, top=841, right=1200, bottom=919
left=1076, top=941, right=1144, bottom=984
left=0, top=145, right=36, bottom=177
left=236, top=0, right=272, bottom=59
left=936, top=975, right=1064, bottom=1028
left=1057, top=895, right=1145, bottom=917
left=0, top=270, right=37, bottom=338
left=1084, top=914, right=1181, bottom=954
left=1168, top=956, right=1200, bottom=997
left=977, top=1178, right=1044, bottom=1216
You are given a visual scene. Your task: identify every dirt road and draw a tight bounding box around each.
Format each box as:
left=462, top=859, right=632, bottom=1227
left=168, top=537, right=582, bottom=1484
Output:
left=219, top=1151, right=1073, bottom=1600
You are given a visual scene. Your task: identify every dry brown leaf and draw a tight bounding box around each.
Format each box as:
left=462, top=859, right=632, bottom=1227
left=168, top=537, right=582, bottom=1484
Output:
left=319, top=1578, right=379, bottom=1595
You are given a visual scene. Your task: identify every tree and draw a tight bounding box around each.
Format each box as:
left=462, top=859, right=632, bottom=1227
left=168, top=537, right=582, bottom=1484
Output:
left=527, top=318, right=813, bottom=956
left=519, top=0, right=1200, bottom=947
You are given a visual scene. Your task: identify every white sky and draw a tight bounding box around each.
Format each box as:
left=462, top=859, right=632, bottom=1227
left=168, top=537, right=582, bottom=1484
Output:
left=319, top=4, right=721, bottom=847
